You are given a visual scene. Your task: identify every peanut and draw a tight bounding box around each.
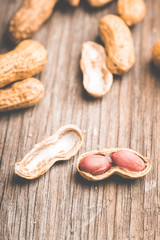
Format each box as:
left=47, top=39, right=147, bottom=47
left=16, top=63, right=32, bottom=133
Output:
left=87, top=0, right=113, bottom=7
left=110, top=150, right=145, bottom=172
left=80, top=41, right=113, bottom=97
left=15, top=125, right=83, bottom=179
left=0, top=40, right=47, bottom=88
left=0, top=78, right=44, bottom=112
left=117, top=0, right=146, bottom=26
left=9, top=0, right=58, bottom=43
left=152, top=41, right=160, bottom=69
left=77, top=148, right=151, bottom=181
left=66, top=0, right=80, bottom=6
left=79, top=155, right=111, bottom=175
left=99, top=14, right=135, bottom=75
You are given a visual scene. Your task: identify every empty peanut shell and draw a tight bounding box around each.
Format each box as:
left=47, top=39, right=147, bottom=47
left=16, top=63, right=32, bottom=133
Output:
left=15, top=125, right=83, bottom=179
left=80, top=41, right=113, bottom=97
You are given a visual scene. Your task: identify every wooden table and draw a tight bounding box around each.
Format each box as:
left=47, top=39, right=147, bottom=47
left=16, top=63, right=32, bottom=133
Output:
left=0, top=0, right=160, bottom=239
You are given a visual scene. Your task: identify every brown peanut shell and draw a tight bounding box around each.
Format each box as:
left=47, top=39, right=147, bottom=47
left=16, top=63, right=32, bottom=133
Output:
left=9, top=0, right=58, bottom=43
left=152, top=41, right=160, bottom=69
left=0, top=40, right=48, bottom=88
left=77, top=148, right=151, bottom=181
left=0, top=78, right=44, bottom=112
left=15, top=125, right=83, bottom=179
left=87, top=0, right=113, bottom=7
left=66, top=0, right=80, bottom=6
left=117, top=0, right=146, bottom=26
left=80, top=41, right=113, bottom=98
left=99, top=14, right=135, bottom=75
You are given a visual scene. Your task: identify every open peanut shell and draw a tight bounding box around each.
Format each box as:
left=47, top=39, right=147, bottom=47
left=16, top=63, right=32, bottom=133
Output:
left=15, top=125, right=83, bottom=179
left=77, top=148, right=151, bottom=181
left=80, top=41, right=113, bottom=98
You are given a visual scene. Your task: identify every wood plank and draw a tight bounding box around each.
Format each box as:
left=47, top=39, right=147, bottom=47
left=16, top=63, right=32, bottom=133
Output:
left=0, top=0, right=160, bottom=239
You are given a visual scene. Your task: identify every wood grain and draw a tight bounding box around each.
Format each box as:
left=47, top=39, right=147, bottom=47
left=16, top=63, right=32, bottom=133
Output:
left=0, top=0, right=160, bottom=239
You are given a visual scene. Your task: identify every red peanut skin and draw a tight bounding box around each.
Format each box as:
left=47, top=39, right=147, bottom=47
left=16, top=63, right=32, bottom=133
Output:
left=110, top=150, right=145, bottom=172
left=79, top=155, right=112, bottom=175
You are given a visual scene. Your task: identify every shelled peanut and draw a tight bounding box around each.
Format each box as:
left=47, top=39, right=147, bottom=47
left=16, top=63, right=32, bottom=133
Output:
left=117, top=0, right=146, bottom=26
left=77, top=148, right=151, bottom=181
left=0, top=78, right=44, bottom=112
left=15, top=125, right=83, bottom=179
left=80, top=41, right=113, bottom=97
left=9, top=0, right=58, bottom=43
left=0, top=40, right=47, bottom=88
left=99, top=14, right=135, bottom=75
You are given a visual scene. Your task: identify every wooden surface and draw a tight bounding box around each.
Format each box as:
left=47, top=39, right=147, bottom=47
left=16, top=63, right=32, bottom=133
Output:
left=0, top=0, right=160, bottom=239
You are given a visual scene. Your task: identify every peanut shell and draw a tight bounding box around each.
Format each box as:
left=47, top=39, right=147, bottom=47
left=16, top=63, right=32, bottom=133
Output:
left=0, top=40, right=48, bottom=88
left=15, top=125, right=83, bottom=179
left=9, top=0, right=58, bottom=43
left=0, top=78, right=44, bottom=112
left=77, top=148, right=151, bottom=181
left=66, top=0, right=80, bottom=6
left=117, top=0, right=146, bottom=26
left=80, top=41, right=113, bottom=97
left=152, top=41, right=160, bottom=69
left=99, top=14, right=135, bottom=75
left=87, top=0, right=113, bottom=7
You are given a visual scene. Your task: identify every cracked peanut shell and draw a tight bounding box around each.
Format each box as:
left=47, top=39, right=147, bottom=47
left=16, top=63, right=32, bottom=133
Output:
left=15, top=125, right=83, bottom=179
left=99, top=14, right=135, bottom=75
left=77, top=148, right=151, bottom=181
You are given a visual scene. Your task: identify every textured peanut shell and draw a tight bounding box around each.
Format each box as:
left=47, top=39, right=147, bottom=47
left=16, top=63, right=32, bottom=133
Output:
left=66, top=0, right=80, bottom=6
left=9, top=0, right=58, bottom=43
left=80, top=41, right=113, bottom=97
left=99, top=14, right=135, bottom=75
left=87, top=0, right=113, bottom=7
left=15, top=125, right=83, bottom=179
left=117, top=0, right=146, bottom=26
left=0, top=78, right=44, bottom=112
left=152, top=41, right=160, bottom=69
left=77, top=148, right=151, bottom=181
left=0, top=40, right=48, bottom=88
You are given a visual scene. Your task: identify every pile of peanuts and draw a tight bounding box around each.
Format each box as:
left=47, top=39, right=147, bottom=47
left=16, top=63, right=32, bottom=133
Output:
left=1, top=0, right=159, bottom=180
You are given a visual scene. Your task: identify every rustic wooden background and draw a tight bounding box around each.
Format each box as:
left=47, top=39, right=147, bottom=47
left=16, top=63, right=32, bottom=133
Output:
left=0, top=0, right=160, bottom=239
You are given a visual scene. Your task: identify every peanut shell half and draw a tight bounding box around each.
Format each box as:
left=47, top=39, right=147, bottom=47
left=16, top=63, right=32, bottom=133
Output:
left=15, top=125, right=83, bottom=179
left=77, top=148, right=151, bottom=181
left=80, top=41, right=113, bottom=97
